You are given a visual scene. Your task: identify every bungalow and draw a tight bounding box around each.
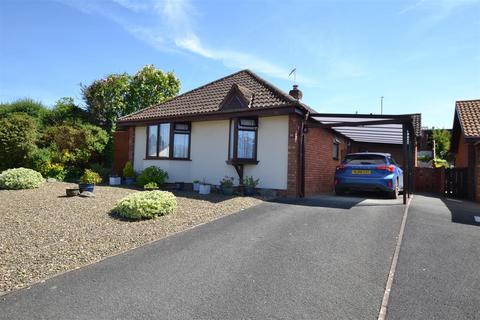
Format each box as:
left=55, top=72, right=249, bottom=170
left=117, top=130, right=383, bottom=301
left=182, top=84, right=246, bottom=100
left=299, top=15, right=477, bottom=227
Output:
left=114, top=69, right=418, bottom=197
left=451, top=99, right=480, bottom=202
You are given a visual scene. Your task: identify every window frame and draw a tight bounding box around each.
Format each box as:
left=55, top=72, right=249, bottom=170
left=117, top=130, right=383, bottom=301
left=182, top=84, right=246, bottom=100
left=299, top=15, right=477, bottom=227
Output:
left=228, top=117, right=259, bottom=164
left=332, top=138, right=340, bottom=160
left=145, top=122, right=191, bottom=161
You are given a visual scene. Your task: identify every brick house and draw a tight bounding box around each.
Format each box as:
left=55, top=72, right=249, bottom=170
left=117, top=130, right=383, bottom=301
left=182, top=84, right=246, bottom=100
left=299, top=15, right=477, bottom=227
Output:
left=451, top=99, right=480, bottom=201
left=114, top=70, right=413, bottom=197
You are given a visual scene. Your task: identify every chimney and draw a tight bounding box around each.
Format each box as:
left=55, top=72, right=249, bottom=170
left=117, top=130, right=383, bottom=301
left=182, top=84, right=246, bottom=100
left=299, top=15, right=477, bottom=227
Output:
left=289, top=84, right=303, bottom=100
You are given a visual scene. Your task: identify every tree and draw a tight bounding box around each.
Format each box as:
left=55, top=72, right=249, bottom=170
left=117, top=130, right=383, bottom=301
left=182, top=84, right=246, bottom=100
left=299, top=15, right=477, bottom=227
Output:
left=82, top=73, right=131, bottom=132
left=44, top=97, right=89, bottom=125
left=82, top=65, right=180, bottom=132
left=430, top=129, right=451, bottom=160
left=0, top=113, right=38, bottom=170
left=0, top=98, right=49, bottom=121
left=127, top=65, right=180, bottom=113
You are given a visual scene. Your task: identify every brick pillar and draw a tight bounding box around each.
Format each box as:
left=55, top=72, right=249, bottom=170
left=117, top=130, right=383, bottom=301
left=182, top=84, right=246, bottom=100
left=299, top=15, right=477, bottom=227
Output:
left=287, top=114, right=301, bottom=197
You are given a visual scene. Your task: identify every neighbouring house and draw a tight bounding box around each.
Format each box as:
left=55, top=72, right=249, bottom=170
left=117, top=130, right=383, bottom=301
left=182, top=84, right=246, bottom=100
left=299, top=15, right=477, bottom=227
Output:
left=114, top=69, right=418, bottom=197
left=450, top=99, right=480, bottom=202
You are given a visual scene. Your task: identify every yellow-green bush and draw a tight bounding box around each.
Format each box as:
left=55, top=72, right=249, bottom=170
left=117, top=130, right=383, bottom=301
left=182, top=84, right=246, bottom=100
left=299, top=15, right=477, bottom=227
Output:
left=114, top=191, right=176, bottom=220
left=0, top=168, right=44, bottom=189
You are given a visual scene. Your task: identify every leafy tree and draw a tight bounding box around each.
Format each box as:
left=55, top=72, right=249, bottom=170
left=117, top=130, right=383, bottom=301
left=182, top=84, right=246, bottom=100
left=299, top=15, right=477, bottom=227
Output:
left=82, top=73, right=130, bottom=132
left=44, top=97, right=88, bottom=125
left=82, top=65, right=180, bottom=132
left=127, top=65, right=180, bottom=112
left=0, top=113, right=38, bottom=170
left=430, top=129, right=451, bottom=160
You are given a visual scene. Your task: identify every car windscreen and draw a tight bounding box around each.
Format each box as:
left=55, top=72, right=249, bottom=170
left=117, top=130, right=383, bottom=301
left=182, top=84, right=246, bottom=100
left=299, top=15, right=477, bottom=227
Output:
left=343, top=154, right=387, bottom=165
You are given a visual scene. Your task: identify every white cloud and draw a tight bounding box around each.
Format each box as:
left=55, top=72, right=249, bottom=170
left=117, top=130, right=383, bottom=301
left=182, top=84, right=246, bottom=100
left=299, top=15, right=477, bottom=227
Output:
left=58, top=0, right=316, bottom=83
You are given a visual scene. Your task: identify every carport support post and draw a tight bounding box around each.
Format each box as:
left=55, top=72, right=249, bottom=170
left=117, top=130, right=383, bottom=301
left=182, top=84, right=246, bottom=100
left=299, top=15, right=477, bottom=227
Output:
left=402, top=123, right=407, bottom=205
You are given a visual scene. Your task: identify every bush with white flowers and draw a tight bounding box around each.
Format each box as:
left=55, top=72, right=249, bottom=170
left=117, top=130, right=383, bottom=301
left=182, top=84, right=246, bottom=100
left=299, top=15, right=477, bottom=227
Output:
left=114, top=191, right=177, bottom=220
left=0, top=167, right=44, bottom=190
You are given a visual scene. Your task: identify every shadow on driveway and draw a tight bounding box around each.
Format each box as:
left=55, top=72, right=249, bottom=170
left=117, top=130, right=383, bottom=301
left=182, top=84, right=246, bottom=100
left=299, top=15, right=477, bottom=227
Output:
left=440, top=197, right=480, bottom=227
left=271, top=192, right=403, bottom=210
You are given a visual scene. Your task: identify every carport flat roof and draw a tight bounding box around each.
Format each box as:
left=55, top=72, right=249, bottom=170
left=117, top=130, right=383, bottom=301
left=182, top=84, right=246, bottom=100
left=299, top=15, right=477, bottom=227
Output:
left=309, top=114, right=418, bottom=144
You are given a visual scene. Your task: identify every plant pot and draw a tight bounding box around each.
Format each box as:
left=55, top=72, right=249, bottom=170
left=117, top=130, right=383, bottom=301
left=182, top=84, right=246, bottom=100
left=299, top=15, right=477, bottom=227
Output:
left=78, top=183, right=94, bottom=193
left=125, top=177, right=135, bottom=186
left=109, top=176, right=121, bottom=186
left=66, top=188, right=80, bottom=197
left=198, top=184, right=211, bottom=195
left=243, top=186, right=256, bottom=196
left=193, top=182, right=200, bottom=191
left=175, top=182, right=184, bottom=191
left=221, top=186, right=234, bottom=196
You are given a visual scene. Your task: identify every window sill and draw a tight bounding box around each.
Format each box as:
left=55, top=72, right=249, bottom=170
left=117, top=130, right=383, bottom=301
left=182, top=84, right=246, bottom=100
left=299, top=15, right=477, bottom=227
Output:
left=145, top=157, right=192, bottom=161
left=226, top=159, right=259, bottom=165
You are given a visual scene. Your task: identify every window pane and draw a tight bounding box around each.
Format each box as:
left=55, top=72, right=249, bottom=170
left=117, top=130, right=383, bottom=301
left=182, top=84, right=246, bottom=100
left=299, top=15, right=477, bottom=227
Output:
left=238, top=130, right=255, bottom=159
left=239, top=118, right=257, bottom=128
left=174, top=133, right=189, bottom=158
left=148, top=125, right=158, bottom=157
left=159, top=123, right=170, bottom=157
left=332, top=143, right=339, bottom=159
left=175, top=123, right=189, bottom=131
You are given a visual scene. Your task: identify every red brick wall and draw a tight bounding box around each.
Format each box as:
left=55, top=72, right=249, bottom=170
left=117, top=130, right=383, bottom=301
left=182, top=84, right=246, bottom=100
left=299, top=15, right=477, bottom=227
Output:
left=303, top=127, right=347, bottom=196
left=285, top=114, right=301, bottom=197
left=455, top=132, right=469, bottom=168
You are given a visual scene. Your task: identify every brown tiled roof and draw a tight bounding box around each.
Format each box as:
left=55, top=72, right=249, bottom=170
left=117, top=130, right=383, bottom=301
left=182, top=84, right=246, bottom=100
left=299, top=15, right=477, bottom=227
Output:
left=456, top=99, right=480, bottom=137
left=118, top=69, right=314, bottom=123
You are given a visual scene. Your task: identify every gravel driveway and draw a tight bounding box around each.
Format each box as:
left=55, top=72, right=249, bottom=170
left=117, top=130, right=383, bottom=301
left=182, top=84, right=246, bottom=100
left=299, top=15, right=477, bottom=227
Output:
left=0, top=181, right=263, bottom=295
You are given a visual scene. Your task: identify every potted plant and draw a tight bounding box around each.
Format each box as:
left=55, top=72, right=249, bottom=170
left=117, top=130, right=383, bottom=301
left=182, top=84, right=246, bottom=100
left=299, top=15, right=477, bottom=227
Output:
left=242, top=175, right=259, bottom=196
left=220, top=176, right=235, bottom=196
left=143, top=182, right=159, bottom=191
left=109, top=173, right=121, bottom=186
left=123, top=161, right=135, bottom=185
left=193, top=180, right=200, bottom=192
left=198, top=179, right=211, bottom=195
left=79, top=169, right=102, bottom=192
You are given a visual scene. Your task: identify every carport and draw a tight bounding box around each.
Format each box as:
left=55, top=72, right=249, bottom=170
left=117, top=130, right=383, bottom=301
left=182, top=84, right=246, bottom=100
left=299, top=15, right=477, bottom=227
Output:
left=304, top=113, right=418, bottom=204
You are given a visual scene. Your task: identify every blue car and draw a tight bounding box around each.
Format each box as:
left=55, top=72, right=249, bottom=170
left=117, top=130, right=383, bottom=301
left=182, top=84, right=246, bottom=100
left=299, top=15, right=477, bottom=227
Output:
left=334, top=152, right=403, bottom=199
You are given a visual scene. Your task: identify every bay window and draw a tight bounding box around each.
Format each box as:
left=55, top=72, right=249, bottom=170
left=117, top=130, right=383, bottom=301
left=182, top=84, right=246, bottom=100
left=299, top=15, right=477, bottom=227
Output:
left=146, top=122, right=191, bottom=160
left=228, top=118, right=258, bottom=163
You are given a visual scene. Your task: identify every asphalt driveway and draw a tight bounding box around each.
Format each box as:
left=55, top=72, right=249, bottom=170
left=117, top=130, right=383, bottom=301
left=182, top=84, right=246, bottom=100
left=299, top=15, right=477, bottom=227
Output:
left=0, top=195, right=405, bottom=320
left=387, top=195, right=480, bottom=320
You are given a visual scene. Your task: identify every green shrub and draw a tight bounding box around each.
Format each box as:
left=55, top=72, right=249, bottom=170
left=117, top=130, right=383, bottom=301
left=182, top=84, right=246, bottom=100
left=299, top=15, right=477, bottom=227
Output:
left=0, top=113, right=38, bottom=170
left=242, top=176, right=259, bottom=188
left=115, top=191, right=177, bottom=220
left=143, top=182, right=158, bottom=189
left=220, top=176, right=234, bottom=188
left=28, top=147, right=66, bottom=180
left=89, top=163, right=111, bottom=180
left=123, top=161, right=135, bottom=178
left=136, top=166, right=168, bottom=187
left=42, top=123, right=109, bottom=166
left=0, top=168, right=44, bottom=190
left=79, top=169, right=102, bottom=184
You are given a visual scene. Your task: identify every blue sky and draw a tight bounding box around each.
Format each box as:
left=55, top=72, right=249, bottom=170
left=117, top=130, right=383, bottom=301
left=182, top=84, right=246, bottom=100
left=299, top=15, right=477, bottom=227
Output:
left=1, top=0, right=479, bottom=128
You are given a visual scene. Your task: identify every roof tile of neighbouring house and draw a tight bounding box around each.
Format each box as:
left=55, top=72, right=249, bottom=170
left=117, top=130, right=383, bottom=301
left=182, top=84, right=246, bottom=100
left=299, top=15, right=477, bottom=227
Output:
left=118, top=69, right=314, bottom=122
left=456, top=99, right=480, bottom=138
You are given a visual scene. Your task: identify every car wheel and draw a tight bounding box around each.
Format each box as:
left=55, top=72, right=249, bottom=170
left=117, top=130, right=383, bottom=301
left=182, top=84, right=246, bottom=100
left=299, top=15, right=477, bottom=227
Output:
left=389, top=181, right=399, bottom=199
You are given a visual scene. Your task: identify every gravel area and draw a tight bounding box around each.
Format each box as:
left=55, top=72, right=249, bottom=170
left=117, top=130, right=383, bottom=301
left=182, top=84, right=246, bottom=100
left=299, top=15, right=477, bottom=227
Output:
left=0, top=182, right=264, bottom=295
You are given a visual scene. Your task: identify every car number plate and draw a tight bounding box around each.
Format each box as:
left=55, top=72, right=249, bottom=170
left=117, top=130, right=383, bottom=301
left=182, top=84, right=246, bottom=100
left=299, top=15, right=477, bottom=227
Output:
left=352, top=170, right=371, bottom=174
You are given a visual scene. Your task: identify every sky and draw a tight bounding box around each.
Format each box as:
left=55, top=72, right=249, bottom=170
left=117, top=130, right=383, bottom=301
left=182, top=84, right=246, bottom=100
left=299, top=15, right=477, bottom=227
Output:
left=1, top=0, right=479, bottom=128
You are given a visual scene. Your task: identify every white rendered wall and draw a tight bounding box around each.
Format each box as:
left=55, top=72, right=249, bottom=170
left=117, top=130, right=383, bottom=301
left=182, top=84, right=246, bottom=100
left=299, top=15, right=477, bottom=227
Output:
left=133, top=115, right=289, bottom=189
